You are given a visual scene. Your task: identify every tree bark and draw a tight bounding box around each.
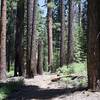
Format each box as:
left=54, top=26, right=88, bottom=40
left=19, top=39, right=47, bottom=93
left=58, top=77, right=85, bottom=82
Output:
left=60, top=0, right=66, bottom=66
left=0, top=0, right=7, bottom=80
left=78, top=0, right=81, bottom=29
left=26, top=0, right=34, bottom=77
left=67, top=0, right=74, bottom=65
left=26, top=0, right=37, bottom=77
left=30, top=0, right=37, bottom=76
left=87, top=0, right=100, bottom=91
left=37, top=40, right=43, bottom=75
left=6, top=0, right=14, bottom=73
left=47, top=0, right=53, bottom=70
left=14, top=0, right=24, bottom=76
left=0, top=12, right=1, bottom=77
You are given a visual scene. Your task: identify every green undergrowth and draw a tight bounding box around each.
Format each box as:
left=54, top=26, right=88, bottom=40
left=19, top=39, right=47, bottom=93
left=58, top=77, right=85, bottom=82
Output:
left=56, top=62, right=87, bottom=87
left=7, top=65, right=14, bottom=77
left=57, top=62, right=87, bottom=76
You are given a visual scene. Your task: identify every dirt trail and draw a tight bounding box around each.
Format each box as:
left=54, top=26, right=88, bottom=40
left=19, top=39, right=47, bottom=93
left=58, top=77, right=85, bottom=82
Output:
left=24, top=74, right=66, bottom=89
left=7, top=74, right=100, bottom=100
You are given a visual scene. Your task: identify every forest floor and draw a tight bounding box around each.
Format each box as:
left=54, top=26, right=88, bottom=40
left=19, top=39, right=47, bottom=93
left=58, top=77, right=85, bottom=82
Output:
left=5, top=74, right=100, bottom=100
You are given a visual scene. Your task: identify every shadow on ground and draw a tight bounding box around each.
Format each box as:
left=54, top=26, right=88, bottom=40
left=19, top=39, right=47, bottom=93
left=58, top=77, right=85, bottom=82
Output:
left=5, top=84, right=87, bottom=100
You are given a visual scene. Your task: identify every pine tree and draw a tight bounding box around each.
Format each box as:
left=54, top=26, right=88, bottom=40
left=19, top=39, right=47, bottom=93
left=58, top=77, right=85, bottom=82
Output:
left=30, top=0, right=37, bottom=76
left=26, top=0, right=34, bottom=77
left=60, top=0, right=66, bottom=66
left=67, top=0, right=74, bottom=64
left=14, top=0, right=24, bottom=76
left=26, top=0, right=37, bottom=77
left=47, top=0, right=53, bottom=70
left=87, top=0, right=100, bottom=91
left=37, top=40, right=43, bottom=75
left=0, top=0, right=7, bottom=80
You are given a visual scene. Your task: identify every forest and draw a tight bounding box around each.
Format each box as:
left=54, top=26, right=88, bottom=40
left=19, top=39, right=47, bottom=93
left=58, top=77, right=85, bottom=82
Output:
left=0, top=0, right=100, bottom=100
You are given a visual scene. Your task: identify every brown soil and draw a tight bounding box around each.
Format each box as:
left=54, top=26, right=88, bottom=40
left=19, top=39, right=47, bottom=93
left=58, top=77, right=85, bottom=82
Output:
left=6, top=74, right=100, bottom=100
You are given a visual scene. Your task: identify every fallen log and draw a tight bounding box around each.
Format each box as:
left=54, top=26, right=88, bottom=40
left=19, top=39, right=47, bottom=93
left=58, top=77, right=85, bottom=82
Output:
left=51, top=74, right=86, bottom=82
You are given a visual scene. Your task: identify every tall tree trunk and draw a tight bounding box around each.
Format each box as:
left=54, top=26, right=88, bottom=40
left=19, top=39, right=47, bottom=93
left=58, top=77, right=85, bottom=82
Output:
left=14, top=0, right=24, bottom=76
left=0, top=0, right=7, bottom=80
left=26, top=0, right=34, bottom=77
left=23, top=0, right=27, bottom=77
left=60, top=0, right=66, bottom=66
left=7, top=44, right=10, bottom=72
left=30, top=0, right=37, bottom=76
left=0, top=2, right=2, bottom=76
left=6, top=0, right=14, bottom=73
left=87, top=0, right=100, bottom=91
left=78, top=0, right=81, bottom=29
left=67, top=0, right=74, bottom=65
left=47, top=0, right=53, bottom=70
left=26, top=0, right=37, bottom=77
left=37, top=40, right=43, bottom=75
